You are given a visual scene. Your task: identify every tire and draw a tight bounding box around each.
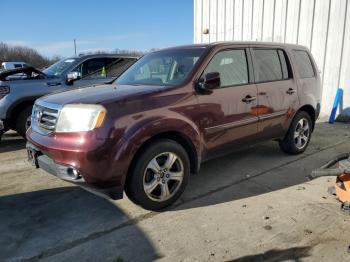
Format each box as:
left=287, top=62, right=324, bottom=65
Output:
left=16, top=106, right=32, bottom=139
left=125, top=139, right=190, bottom=211
left=279, top=111, right=312, bottom=155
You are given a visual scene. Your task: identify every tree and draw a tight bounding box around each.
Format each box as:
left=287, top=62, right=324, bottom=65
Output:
left=0, top=42, right=60, bottom=69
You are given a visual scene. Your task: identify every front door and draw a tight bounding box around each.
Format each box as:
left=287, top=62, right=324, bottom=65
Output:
left=196, top=48, right=259, bottom=158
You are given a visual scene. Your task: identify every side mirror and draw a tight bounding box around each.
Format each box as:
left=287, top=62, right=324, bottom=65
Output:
left=66, top=72, right=81, bottom=85
left=197, top=72, right=221, bottom=92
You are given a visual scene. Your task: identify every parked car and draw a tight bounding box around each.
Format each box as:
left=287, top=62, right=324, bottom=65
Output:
left=1, top=62, right=30, bottom=80
left=26, top=42, right=321, bottom=210
left=0, top=54, right=138, bottom=139
left=1, top=61, right=28, bottom=71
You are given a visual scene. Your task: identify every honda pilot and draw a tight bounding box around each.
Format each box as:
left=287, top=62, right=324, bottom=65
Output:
left=26, top=42, right=321, bottom=210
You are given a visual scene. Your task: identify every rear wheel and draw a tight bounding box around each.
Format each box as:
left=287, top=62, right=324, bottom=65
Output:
left=16, top=106, right=32, bottom=139
left=279, top=111, right=312, bottom=154
left=125, top=139, right=190, bottom=210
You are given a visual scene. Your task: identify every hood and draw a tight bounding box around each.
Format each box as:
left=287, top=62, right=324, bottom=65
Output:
left=38, top=84, right=165, bottom=106
left=0, top=66, right=47, bottom=81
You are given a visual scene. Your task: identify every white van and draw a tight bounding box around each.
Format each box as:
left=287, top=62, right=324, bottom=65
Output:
left=1, top=62, right=28, bottom=71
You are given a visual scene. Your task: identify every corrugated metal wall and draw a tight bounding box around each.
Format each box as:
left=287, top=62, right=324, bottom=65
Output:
left=194, top=0, right=350, bottom=114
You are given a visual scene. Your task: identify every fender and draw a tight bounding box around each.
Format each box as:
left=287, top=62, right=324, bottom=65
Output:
left=284, top=103, right=317, bottom=134
left=5, top=96, right=40, bottom=119
left=111, top=112, right=203, bottom=188
left=298, top=92, right=318, bottom=113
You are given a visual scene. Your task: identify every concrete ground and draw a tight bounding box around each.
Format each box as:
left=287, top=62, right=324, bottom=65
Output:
left=1, top=121, right=350, bottom=262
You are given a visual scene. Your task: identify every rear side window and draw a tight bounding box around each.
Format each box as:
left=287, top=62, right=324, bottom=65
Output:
left=104, top=58, right=135, bottom=78
left=293, top=50, right=315, bottom=78
left=203, top=49, right=249, bottom=87
left=252, top=49, right=283, bottom=82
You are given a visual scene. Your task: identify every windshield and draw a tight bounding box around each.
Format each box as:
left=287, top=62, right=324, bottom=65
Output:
left=117, top=48, right=205, bottom=86
left=43, top=58, right=77, bottom=76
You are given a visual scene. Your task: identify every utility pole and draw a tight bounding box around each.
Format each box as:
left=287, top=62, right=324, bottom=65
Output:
left=74, top=39, right=77, bottom=56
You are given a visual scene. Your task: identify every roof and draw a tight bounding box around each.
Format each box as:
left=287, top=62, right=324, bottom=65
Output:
left=160, top=44, right=209, bottom=51
left=159, top=41, right=308, bottom=51
left=74, top=53, right=140, bottom=60
left=209, top=41, right=308, bottom=49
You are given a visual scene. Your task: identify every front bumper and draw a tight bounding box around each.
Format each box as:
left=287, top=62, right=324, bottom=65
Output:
left=26, top=142, right=123, bottom=200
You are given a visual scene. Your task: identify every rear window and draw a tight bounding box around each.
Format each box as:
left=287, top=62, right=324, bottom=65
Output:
left=293, top=50, right=315, bottom=78
left=253, top=49, right=283, bottom=82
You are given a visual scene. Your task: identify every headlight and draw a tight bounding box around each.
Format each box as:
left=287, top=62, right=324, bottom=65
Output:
left=0, top=85, right=10, bottom=95
left=0, top=85, right=10, bottom=99
left=55, top=104, right=106, bottom=133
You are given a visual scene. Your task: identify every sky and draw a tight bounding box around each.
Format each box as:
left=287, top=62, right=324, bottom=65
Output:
left=1, top=0, right=193, bottom=58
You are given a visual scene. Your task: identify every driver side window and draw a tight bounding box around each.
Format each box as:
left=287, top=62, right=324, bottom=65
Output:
left=72, top=58, right=106, bottom=80
left=202, top=49, right=249, bottom=88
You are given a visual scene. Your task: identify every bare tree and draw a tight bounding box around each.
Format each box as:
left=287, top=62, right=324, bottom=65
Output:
left=79, top=48, right=145, bottom=57
left=0, top=42, right=60, bottom=69
left=114, top=48, right=145, bottom=56
left=0, top=42, right=158, bottom=70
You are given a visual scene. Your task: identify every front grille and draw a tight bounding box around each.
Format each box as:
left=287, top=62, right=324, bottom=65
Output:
left=32, top=102, right=61, bottom=135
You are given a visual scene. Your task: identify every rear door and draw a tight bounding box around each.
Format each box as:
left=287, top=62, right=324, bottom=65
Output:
left=251, top=47, right=299, bottom=140
left=196, top=47, right=259, bottom=157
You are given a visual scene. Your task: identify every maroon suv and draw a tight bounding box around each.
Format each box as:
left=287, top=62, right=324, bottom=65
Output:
left=27, top=42, right=321, bottom=210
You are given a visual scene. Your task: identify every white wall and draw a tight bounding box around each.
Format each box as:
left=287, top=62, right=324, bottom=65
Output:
left=194, top=0, right=350, bottom=115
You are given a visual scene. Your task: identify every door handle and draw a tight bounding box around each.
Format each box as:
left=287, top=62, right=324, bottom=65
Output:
left=47, top=82, right=61, bottom=87
left=242, top=95, right=257, bottom=104
left=286, top=88, right=295, bottom=95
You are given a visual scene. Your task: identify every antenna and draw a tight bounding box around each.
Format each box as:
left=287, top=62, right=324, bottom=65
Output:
left=74, top=39, right=77, bottom=56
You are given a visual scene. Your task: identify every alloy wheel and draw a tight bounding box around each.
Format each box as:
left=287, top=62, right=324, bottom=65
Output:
left=294, top=118, right=310, bottom=149
left=143, top=152, right=184, bottom=202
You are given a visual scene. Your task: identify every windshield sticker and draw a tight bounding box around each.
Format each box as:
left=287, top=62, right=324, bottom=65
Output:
left=64, top=59, right=75, bottom=63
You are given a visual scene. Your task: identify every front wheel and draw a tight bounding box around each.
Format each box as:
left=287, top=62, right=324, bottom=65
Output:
left=16, top=106, right=32, bottom=139
left=125, top=139, right=190, bottom=210
left=279, top=111, right=312, bottom=154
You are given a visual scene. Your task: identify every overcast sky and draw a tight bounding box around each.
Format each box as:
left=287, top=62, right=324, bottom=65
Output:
left=1, top=0, right=193, bottom=57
